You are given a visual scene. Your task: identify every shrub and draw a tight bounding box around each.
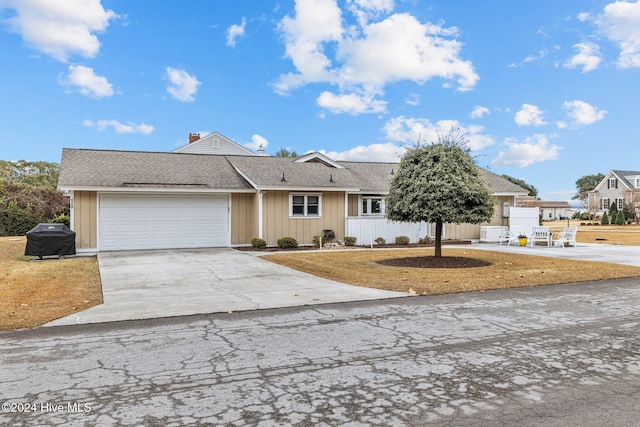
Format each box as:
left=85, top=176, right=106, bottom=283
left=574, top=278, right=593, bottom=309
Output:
left=616, top=211, right=625, bottom=225
left=250, top=237, right=267, bottom=249
left=277, top=237, right=298, bottom=249
left=395, top=235, right=410, bottom=245
left=343, top=236, right=357, bottom=246
left=0, top=199, right=43, bottom=236
left=312, top=235, right=321, bottom=247
left=374, top=237, right=386, bottom=245
left=601, top=211, right=609, bottom=225
left=51, top=213, right=70, bottom=227
left=418, top=236, right=432, bottom=245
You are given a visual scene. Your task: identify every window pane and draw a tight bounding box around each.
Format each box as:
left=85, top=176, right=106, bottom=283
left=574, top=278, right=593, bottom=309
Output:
left=292, top=195, right=304, bottom=215
left=362, top=199, right=368, bottom=214
left=371, top=199, right=382, bottom=214
left=307, top=205, right=319, bottom=215
left=307, top=196, right=319, bottom=205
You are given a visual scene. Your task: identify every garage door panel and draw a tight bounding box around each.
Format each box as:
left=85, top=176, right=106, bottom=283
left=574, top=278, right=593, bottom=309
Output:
left=99, top=194, right=229, bottom=250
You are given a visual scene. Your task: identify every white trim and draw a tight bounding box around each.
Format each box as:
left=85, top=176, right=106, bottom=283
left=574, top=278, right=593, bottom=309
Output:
left=228, top=162, right=258, bottom=189
left=258, top=190, right=264, bottom=239
left=359, top=195, right=386, bottom=216
left=289, top=193, right=322, bottom=218
left=69, top=190, right=75, bottom=231
left=257, top=186, right=359, bottom=192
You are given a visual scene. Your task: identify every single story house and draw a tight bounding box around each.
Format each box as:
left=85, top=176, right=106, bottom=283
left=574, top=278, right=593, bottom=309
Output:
left=515, top=196, right=573, bottom=220
left=57, top=132, right=529, bottom=252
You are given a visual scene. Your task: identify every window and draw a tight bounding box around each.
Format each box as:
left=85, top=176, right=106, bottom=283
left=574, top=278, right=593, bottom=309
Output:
left=212, top=138, right=220, bottom=149
left=361, top=196, right=385, bottom=216
left=636, top=178, right=640, bottom=188
left=618, top=198, right=624, bottom=210
left=602, top=198, right=609, bottom=210
left=290, top=194, right=321, bottom=217
left=609, top=178, right=617, bottom=189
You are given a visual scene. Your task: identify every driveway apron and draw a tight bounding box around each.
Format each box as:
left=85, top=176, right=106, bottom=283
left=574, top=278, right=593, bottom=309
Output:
left=45, top=248, right=407, bottom=326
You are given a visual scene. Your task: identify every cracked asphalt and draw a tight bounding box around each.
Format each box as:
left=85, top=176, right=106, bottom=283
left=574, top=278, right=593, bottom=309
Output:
left=1, top=278, right=640, bottom=426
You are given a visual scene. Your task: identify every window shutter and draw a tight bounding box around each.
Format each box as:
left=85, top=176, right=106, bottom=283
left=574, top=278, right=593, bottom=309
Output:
left=607, top=180, right=610, bottom=189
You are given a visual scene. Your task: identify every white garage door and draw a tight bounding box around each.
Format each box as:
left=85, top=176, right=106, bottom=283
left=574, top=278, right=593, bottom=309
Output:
left=99, top=194, right=229, bottom=251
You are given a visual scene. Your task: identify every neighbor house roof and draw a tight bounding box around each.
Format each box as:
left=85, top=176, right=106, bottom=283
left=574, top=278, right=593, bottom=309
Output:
left=516, top=197, right=571, bottom=209
left=58, top=148, right=529, bottom=196
left=611, top=170, right=640, bottom=190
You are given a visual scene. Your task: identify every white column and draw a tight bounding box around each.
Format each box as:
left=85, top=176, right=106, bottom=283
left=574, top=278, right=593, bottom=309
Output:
left=258, top=190, right=264, bottom=239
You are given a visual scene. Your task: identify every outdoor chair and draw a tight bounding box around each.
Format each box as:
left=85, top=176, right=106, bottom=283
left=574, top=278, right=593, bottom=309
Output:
left=529, top=226, right=552, bottom=246
left=500, top=226, right=524, bottom=246
left=552, top=227, right=577, bottom=248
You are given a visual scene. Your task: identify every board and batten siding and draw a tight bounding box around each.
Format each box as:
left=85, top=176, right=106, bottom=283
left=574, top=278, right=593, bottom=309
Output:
left=73, top=191, right=97, bottom=249
left=231, top=193, right=257, bottom=245
left=261, top=191, right=345, bottom=245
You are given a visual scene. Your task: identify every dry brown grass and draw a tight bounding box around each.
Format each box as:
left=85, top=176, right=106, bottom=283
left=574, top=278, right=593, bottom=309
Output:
left=0, top=236, right=102, bottom=330
left=263, top=248, right=640, bottom=295
left=544, top=221, right=640, bottom=246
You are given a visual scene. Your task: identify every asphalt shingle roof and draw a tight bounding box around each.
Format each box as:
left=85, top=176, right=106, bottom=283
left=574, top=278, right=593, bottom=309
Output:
left=58, top=149, right=253, bottom=190
left=58, top=148, right=529, bottom=196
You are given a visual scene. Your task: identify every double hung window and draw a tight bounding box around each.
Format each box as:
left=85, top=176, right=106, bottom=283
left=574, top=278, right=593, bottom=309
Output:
left=290, top=194, right=321, bottom=217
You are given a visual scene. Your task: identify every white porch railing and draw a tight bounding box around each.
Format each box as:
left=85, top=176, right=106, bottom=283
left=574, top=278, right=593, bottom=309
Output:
left=345, top=217, right=435, bottom=245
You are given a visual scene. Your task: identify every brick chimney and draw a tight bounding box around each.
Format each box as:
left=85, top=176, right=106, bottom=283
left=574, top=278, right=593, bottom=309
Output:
left=188, top=133, right=201, bottom=143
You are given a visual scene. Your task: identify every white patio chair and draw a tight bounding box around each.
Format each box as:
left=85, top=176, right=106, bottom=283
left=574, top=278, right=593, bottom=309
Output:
left=529, top=226, right=552, bottom=246
left=552, top=227, right=577, bottom=248
left=501, top=226, right=524, bottom=246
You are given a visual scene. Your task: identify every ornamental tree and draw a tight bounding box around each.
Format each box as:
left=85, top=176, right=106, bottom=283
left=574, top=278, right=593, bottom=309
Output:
left=385, top=131, right=494, bottom=257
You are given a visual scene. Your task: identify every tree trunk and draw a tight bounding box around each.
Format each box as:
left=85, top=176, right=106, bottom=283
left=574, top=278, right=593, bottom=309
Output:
left=434, top=220, right=443, bottom=257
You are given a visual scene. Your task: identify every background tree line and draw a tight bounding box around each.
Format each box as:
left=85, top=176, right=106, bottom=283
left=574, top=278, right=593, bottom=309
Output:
left=0, top=160, right=68, bottom=236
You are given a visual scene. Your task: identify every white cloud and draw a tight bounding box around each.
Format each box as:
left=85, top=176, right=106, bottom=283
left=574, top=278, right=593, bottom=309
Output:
left=514, top=104, right=546, bottom=126
left=347, top=0, right=394, bottom=26
left=556, top=121, right=568, bottom=129
left=320, top=142, right=405, bottom=162
left=492, top=134, right=561, bottom=167
left=0, top=0, right=117, bottom=62
left=405, top=93, right=420, bottom=106
left=59, top=65, right=113, bottom=98
left=596, top=0, right=640, bottom=68
left=245, top=134, right=269, bottom=151
left=563, top=100, right=606, bottom=125
left=577, top=12, right=590, bottom=22
left=564, top=42, right=602, bottom=72
left=165, top=67, right=201, bottom=102
left=275, top=1, right=478, bottom=114
left=226, top=17, right=246, bottom=47
left=83, top=119, right=154, bottom=134
left=383, top=116, right=495, bottom=151
left=471, top=105, right=490, bottom=119
left=316, top=91, right=387, bottom=114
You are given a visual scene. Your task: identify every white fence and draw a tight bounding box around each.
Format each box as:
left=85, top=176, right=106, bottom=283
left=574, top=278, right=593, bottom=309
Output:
left=345, top=217, right=434, bottom=245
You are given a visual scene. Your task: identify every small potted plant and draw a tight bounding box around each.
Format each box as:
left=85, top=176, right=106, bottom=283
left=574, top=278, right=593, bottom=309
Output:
left=518, top=234, right=528, bottom=246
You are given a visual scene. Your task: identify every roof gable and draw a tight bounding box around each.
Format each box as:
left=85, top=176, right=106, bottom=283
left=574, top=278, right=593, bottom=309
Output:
left=173, top=132, right=255, bottom=156
left=294, top=152, right=344, bottom=168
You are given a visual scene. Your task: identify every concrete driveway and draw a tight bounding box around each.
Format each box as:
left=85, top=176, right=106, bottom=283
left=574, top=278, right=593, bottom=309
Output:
left=45, top=248, right=406, bottom=326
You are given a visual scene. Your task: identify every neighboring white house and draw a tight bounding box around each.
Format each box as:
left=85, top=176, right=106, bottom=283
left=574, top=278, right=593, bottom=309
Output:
left=515, top=196, right=573, bottom=220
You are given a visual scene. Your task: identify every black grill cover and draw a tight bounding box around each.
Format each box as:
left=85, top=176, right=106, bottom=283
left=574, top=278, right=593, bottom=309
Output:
left=24, top=223, right=76, bottom=258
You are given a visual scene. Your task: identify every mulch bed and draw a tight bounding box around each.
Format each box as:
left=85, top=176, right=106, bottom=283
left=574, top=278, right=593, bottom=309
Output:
left=235, top=240, right=471, bottom=252
left=376, top=256, right=492, bottom=269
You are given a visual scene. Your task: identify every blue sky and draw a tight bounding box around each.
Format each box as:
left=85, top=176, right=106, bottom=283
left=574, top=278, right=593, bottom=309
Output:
left=1, top=0, right=639, bottom=203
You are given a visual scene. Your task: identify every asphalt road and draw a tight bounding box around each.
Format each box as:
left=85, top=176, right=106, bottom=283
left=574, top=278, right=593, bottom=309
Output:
left=1, top=278, right=640, bottom=426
